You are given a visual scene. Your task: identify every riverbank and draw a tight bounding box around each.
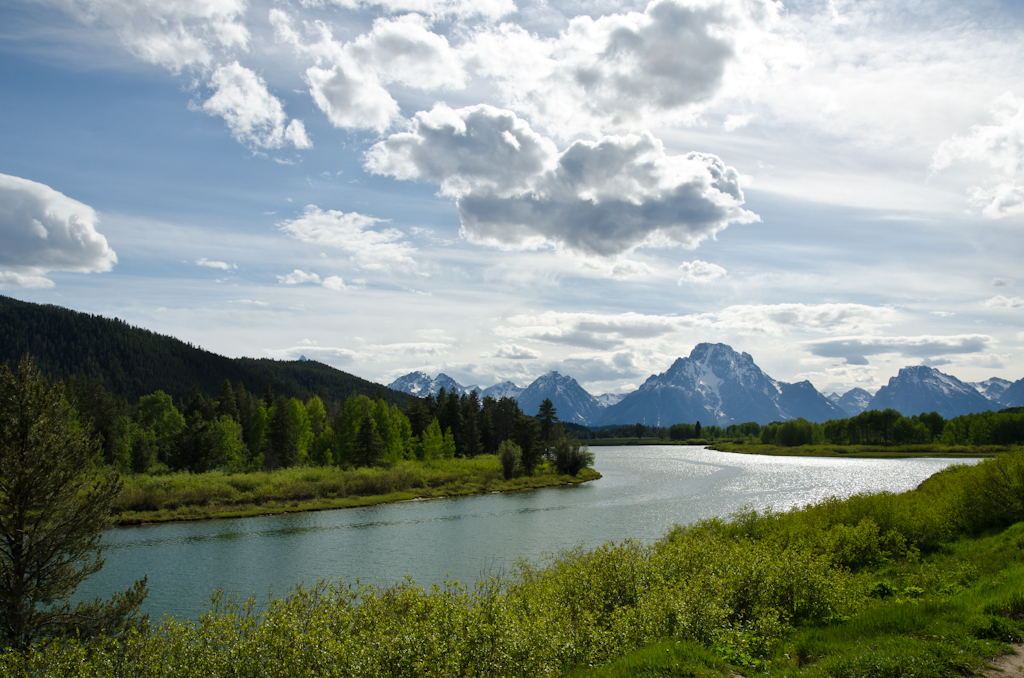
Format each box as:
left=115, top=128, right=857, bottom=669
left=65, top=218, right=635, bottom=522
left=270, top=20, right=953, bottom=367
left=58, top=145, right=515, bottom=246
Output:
left=113, top=456, right=600, bottom=525
left=707, top=441, right=1009, bottom=458
left=11, top=450, right=1024, bottom=677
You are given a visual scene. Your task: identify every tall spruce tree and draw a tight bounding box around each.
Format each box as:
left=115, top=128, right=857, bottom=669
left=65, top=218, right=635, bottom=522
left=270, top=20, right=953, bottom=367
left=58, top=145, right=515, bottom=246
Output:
left=0, top=356, right=147, bottom=649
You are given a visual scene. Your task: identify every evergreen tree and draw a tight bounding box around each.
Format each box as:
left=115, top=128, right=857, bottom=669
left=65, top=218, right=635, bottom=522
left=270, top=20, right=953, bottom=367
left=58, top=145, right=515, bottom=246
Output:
left=0, top=356, right=148, bottom=649
left=215, top=379, right=239, bottom=422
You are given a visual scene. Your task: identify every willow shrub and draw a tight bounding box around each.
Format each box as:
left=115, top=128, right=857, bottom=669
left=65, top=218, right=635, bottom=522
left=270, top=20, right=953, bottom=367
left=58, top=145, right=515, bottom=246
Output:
left=0, top=529, right=854, bottom=677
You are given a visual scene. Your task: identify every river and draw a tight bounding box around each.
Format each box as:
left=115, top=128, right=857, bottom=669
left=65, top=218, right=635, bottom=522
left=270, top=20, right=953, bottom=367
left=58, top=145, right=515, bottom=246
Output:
left=77, top=446, right=980, bottom=619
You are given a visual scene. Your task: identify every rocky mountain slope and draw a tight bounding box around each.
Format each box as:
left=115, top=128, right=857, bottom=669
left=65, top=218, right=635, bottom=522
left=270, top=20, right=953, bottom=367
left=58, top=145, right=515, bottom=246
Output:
left=598, top=343, right=844, bottom=426
left=827, top=387, right=873, bottom=416
left=869, top=366, right=993, bottom=418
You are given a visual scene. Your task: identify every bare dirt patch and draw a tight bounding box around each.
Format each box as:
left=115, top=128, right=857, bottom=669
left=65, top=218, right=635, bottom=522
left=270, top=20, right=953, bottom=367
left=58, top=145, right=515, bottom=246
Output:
left=984, top=644, right=1024, bottom=677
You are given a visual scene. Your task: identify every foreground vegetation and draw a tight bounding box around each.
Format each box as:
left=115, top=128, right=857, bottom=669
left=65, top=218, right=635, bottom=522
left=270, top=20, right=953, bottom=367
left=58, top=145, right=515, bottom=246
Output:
left=5, top=440, right=1024, bottom=675
left=113, top=457, right=600, bottom=524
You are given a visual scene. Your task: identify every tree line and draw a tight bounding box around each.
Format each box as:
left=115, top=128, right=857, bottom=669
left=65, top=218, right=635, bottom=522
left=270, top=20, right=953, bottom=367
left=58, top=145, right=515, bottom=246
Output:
left=757, top=407, right=1024, bottom=447
left=67, top=375, right=592, bottom=478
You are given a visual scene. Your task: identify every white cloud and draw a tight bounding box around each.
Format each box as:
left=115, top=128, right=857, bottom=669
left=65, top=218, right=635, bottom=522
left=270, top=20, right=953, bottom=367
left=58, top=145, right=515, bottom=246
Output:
left=321, top=275, right=347, bottom=290
left=201, top=62, right=312, bottom=150
left=366, top=104, right=757, bottom=256
left=806, top=334, right=993, bottom=365
left=496, top=303, right=897, bottom=352
left=316, top=0, right=513, bottom=21
left=710, top=303, right=897, bottom=336
left=58, top=0, right=249, bottom=71
left=932, top=91, right=1024, bottom=218
left=276, top=269, right=322, bottom=284
left=273, top=10, right=464, bottom=133
left=0, top=272, right=56, bottom=289
left=278, top=206, right=417, bottom=270
left=0, top=173, right=117, bottom=277
left=678, top=259, right=727, bottom=283
left=466, top=0, right=767, bottom=136
left=347, top=14, right=466, bottom=91
left=196, top=257, right=235, bottom=270
left=492, top=343, right=541, bottom=360
left=231, top=299, right=269, bottom=306
left=306, top=58, right=400, bottom=133
left=985, top=295, right=1024, bottom=309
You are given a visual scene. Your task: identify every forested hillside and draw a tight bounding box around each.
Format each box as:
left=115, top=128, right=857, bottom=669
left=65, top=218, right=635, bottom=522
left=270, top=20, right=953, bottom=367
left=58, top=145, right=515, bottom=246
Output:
left=0, top=295, right=407, bottom=404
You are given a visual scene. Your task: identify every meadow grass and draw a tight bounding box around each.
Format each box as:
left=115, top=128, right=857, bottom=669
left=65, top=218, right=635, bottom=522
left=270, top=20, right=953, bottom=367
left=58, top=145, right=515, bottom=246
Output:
left=114, top=456, right=600, bottom=524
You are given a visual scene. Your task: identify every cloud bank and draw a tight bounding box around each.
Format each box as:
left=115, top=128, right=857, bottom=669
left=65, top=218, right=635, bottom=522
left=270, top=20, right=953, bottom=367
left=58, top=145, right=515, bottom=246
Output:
left=366, top=104, right=757, bottom=256
left=0, top=173, right=117, bottom=286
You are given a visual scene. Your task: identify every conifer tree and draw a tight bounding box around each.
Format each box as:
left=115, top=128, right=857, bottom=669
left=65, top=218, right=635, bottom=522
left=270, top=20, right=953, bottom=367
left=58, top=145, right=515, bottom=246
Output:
left=0, top=356, right=148, bottom=649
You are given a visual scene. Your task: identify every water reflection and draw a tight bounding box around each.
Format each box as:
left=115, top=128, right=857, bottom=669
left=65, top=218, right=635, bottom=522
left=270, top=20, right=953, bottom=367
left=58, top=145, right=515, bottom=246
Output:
left=79, top=446, right=980, bottom=619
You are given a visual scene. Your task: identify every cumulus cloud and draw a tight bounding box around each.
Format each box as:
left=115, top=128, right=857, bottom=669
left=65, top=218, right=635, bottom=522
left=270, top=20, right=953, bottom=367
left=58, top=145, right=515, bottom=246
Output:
left=492, top=343, right=541, bottom=360
left=678, top=259, right=727, bottom=283
left=196, top=257, right=235, bottom=270
left=273, top=10, right=464, bottom=132
left=0, top=173, right=117, bottom=285
left=985, top=295, right=1024, bottom=308
left=347, top=14, right=466, bottom=90
left=467, top=0, right=764, bottom=135
left=932, top=92, right=1024, bottom=218
left=201, top=62, right=311, bottom=149
left=59, top=0, right=249, bottom=71
left=278, top=206, right=417, bottom=270
left=807, top=334, right=993, bottom=365
left=277, top=269, right=322, bottom=284
left=366, top=104, right=757, bottom=256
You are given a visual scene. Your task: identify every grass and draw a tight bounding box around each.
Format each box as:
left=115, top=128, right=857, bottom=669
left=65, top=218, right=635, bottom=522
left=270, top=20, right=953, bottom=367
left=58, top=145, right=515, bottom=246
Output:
left=113, top=456, right=601, bottom=525
left=707, top=441, right=1008, bottom=458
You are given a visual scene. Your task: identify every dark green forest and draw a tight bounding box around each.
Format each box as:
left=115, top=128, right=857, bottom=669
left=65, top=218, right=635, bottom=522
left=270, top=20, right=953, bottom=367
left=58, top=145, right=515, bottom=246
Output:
left=0, top=295, right=409, bottom=405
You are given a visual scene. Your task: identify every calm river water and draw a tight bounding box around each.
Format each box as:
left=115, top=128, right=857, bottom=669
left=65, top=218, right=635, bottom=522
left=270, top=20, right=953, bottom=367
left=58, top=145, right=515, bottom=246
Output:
left=77, top=446, right=980, bottom=619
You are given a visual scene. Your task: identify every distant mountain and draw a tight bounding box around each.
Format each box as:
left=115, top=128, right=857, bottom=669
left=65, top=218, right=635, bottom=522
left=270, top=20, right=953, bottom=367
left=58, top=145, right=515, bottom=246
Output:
left=968, top=377, right=1013, bottom=403
left=595, top=392, right=625, bottom=408
left=481, top=380, right=524, bottom=400
left=516, top=371, right=604, bottom=425
left=599, top=343, right=843, bottom=426
left=1000, top=378, right=1024, bottom=408
left=868, top=366, right=993, bottom=418
left=0, top=295, right=409, bottom=405
left=827, top=387, right=873, bottom=416
left=386, top=371, right=473, bottom=397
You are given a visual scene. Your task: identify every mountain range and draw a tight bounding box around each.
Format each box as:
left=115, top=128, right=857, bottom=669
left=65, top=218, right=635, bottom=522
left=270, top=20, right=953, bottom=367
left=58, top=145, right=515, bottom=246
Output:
left=390, top=343, right=1024, bottom=426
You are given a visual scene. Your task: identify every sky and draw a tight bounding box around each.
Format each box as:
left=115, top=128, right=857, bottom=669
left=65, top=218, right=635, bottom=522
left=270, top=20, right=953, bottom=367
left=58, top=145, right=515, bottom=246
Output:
left=1, top=0, right=1023, bottom=398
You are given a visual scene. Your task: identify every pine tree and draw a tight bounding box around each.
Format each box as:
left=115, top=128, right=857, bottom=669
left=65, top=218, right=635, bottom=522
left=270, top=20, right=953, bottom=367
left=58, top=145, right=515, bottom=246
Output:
left=0, top=356, right=148, bottom=649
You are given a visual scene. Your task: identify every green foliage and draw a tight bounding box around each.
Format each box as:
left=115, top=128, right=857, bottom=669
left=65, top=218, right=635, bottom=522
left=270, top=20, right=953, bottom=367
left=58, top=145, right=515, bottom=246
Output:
left=497, top=440, right=521, bottom=480
left=552, top=434, right=596, bottom=476
left=0, top=356, right=147, bottom=649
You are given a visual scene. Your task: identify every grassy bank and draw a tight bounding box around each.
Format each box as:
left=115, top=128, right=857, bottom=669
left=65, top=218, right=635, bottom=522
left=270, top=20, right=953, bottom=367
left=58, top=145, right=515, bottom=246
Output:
left=708, top=441, right=1009, bottom=458
left=6, top=452, right=1024, bottom=676
left=113, top=456, right=600, bottom=525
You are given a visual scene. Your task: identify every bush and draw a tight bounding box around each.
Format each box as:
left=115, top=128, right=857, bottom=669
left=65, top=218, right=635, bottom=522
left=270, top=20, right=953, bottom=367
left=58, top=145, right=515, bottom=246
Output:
left=497, top=440, right=521, bottom=480
left=552, top=435, right=595, bottom=476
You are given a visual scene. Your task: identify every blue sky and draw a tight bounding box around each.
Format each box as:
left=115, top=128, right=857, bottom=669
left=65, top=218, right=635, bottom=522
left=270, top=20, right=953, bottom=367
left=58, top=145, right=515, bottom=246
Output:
left=1, top=0, right=1023, bottom=397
